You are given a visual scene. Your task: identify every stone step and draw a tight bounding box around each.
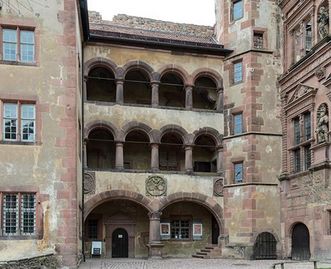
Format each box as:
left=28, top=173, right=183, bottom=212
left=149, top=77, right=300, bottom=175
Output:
left=200, top=249, right=211, bottom=253
left=192, top=254, right=206, bottom=259
left=196, top=251, right=208, bottom=256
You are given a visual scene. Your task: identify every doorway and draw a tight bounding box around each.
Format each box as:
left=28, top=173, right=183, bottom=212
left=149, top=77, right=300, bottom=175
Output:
left=291, top=223, right=310, bottom=260
left=253, top=232, right=277, bottom=259
left=212, top=215, right=219, bottom=245
left=112, top=228, right=129, bottom=258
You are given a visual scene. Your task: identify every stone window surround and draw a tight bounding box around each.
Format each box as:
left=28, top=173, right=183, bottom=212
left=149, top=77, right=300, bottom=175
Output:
left=252, top=27, right=268, bottom=50
left=0, top=189, right=42, bottom=240
left=0, top=95, right=42, bottom=145
left=0, top=19, right=40, bottom=66
left=231, top=59, right=244, bottom=85
left=84, top=121, right=224, bottom=175
left=83, top=58, right=224, bottom=113
left=229, top=157, right=245, bottom=184
left=230, top=0, right=244, bottom=22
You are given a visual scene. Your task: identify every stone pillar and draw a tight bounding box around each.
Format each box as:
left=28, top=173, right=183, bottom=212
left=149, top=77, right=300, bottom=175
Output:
left=116, top=79, right=124, bottom=104
left=185, top=85, right=193, bottom=110
left=217, top=147, right=223, bottom=174
left=151, top=82, right=159, bottom=108
left=148, top=211, right=164, bottom=259
left=216, top=88, right=224, bottom=112
left=185, top=145, right=193, bottom=173
left=115, top=142, right=124, bottom=170
left=151, top=143, right=159, bottom=172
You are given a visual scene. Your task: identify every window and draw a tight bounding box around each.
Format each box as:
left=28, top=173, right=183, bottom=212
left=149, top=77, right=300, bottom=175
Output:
left=233, top=61, right=243, bottom=84
left=305, top=20, right=312, bottom=53
left=293, top=149, right=301, bottom=173
left=234, top=113, right=243, bottom=135
left=171, top=219, right=190, bottom=240
left=304, top=145, right=311, bottom=170
left=253, top=32, right=264, bottom=49
left=328, top=210, right=331, bottom=235
left=2, top=102, right=36, bottom=142
left=293, top=117, right=300, bottom=145
left=234, top=162, right=244, bottom=183
left=304, top=112, right=311, bottom=140
left=87, top=219, right=98, bottom=239
left=232, top=0, right=243, bottom=21
left=2, top=193, right=36, bottom=236
left=1, top=27, right=35, bottom=63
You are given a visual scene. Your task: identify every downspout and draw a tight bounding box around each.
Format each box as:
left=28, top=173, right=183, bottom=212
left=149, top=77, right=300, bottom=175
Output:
left=81, top=39, right=85, bottom=263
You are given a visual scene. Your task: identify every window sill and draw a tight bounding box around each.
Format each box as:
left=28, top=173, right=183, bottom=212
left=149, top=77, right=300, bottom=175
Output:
left=0, top=60, right=37, bottom=67
left=288, top=139, right=313, bottom=150
left=0, top=140, right=41, bottom=146
left=231, top=81, right=244, bottom=86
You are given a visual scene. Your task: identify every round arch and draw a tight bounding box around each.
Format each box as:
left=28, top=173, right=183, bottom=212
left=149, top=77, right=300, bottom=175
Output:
left=84, top=190, right=153, bottom=219
left=159, top=124, right=189, bottom=144
left=122, top=60, right=154, bottom=82
left=84, top=57, right=118, bottom=78
left=157, top=64, right=190, bottom=86
left=159, top=192, right=224, bottom=233
left=191, top=68, right=224, bottom=90
left=192, top=127, right=223, bottom=147
left=84, top=120, right=119, bottom=141
left=120, top=121, right=156, bottom=143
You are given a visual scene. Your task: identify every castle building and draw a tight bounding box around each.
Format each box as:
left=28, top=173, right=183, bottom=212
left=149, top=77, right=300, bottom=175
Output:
left=0, top=0, right=330, bottom=268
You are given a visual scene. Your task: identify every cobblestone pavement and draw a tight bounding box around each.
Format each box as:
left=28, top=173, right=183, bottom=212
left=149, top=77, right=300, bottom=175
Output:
left=79, top=258, right=331, bottom=269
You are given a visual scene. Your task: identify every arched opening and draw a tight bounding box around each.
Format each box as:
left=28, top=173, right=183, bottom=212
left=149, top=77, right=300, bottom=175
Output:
left=87, top=128, right=115, bottom=169
left=86, top=67, right=116, bottom=102
left=159, top=132, right=185, bottom=171
left=253, top=232, right=277, bottom=259
left=160, top=201, right=220, bottom=257
left=291, top=223, right=310, bottom=260
left=124, top=130, right=151, bottom=170
left=84, top=199, right=150, bottom=258
left=112, top=228, right=129, bottom=258
left=124, top=69, right=151, bottom=105
left=193, top=76, right=217, bottom=110
left=159, top=72, right=185, bottom=108
left=193, top=134, right=217, bottom=173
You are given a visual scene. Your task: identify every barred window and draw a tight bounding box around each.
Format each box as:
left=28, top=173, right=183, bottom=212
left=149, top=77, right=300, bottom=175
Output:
left=305, top=20, right=312, bottom=53
left=171, top=219, right=190, bottom=240
left=2, top=193, right=36, bottom=236
left=304, top=146, right=311, bottom=170
left=293, top=117, right=300, bottom=145
left=253, top=32, right=264, bottom=49
left=87, top=219, right=98, bottom=239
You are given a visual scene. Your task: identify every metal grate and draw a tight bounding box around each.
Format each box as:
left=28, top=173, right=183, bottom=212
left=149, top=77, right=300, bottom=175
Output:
left=253, top=232, right=277, bottom=259
left=21, top=193, right=36, bottom=235
left=3, top=194, right=19, bottom=235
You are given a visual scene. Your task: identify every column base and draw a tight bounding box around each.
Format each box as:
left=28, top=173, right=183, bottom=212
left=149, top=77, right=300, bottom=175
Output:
left=147, top=241, right=164, bottom=259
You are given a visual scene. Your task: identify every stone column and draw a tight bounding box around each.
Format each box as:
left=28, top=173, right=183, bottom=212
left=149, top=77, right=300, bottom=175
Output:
left=216, top=88, right=224, bottom=112
left=185, top=85, right=193, bottom=110
left=116, top=79, right=124, bottom=104
left=185, top=145, right=193, bottom=173
left=148, top=211, right=164, bottom=259
left=151, top=82, right=159, bottom=108
left=151, top=143, right=159, bottom=172
left=115, top=142, right=124, bottom=170
left=217, top=147, right=223, bottom=174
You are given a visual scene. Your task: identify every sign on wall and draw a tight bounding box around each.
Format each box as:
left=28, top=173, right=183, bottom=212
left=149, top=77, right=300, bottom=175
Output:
left=91, top=241, right=102, bottom=256
left=193, top=222, right=203, bottom=240
left=160, top=222, right=170, bottom=240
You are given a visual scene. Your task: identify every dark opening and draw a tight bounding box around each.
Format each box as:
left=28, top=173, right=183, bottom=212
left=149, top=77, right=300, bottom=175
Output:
left=159, top=72, right=185, bottom=108
left=124, top=69, right=151, bottom=105
left=212, top=215, right=219, bottom=245
left=292, top=223, right=310, bottom=260
left=193, top=135, right=217, bottom=173
left=253, top=232, right=277, bottom=259
left=124, top=130, right=150, bottom=170
left=112, top=228, right=129, bottom=258
left=87, top=67, right=116, bottom=102
left=193, top=77, right=217, bottom=110
left=87, top=128, right=115, bottom=169
left=159, top=132, right=185, bottom=171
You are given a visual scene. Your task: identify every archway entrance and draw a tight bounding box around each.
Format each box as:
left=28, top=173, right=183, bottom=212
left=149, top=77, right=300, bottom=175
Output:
left=112, top=228, right=129, bottom=258
left=292, top=223, right=310, bottom=260
left=253, top=232, right=277, bottom=259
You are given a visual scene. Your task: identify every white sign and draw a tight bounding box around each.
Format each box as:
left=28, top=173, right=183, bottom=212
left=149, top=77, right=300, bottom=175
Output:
left=91, top=241, right=102, bottom=255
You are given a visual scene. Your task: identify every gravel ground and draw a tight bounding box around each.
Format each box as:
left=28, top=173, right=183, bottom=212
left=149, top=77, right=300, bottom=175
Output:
left=79, top=258, right=331, bottom=269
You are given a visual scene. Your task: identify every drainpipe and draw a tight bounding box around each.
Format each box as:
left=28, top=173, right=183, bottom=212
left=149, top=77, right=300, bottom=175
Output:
left=81, top=38, right=85, bottom=263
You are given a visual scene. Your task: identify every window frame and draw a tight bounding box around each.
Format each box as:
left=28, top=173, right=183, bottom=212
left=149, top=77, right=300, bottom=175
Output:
left=234, top=162, right=244, bottom=183
left=1, top=192, right=37, bottom=237
left=253, top=31, right=264, bottom=49
left=231, top=0, right=244, bottom=21
left=233, top=60, right=244, bottom=84
left=0, top=25, right=36, bottom=64
left=170, top=217, right=192, bottom=241
left=1, top=100, right=37, bottom=143
left=233, top=113, right=243, bottom=135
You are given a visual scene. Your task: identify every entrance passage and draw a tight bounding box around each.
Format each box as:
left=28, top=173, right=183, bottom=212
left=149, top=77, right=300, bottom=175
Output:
left=253, top=232, right=277, bottom=259
left=112, top=228, right=129, bottom=258
left=291, top=223, right=310, bottom=260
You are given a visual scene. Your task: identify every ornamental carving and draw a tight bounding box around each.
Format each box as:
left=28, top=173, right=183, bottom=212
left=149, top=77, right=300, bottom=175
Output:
left=213, top=178, right=224, bottom=197
left=316, top=103, right=329, bottom=143
left=318, top=5, right=329, bottom=40
left=315, top=67, right=326, bottom=81
left=84, top=172, right=96, bottom=195
left=286, top=84, right=317, bottom=105
left=146, top=176, right=167, bottom=196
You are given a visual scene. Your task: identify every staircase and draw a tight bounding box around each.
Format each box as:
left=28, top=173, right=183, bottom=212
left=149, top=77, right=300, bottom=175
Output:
left=192, top=244, right=222, bottom=259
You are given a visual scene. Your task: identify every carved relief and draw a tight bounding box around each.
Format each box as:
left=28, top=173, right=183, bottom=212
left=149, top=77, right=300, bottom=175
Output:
left=316, top=103, right=329, bottom=143
left=286, top=84, right=317, bottom=105
left=146, top=176, right=167, bottom=196
left=213, top=178, right=224, bottom=197
left=84, top=172, right=96, bottom=195
left=318, top=4, right=329, bottom=40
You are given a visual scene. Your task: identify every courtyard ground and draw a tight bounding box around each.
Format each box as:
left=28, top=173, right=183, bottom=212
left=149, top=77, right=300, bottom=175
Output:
left=79, top=258, right=331, bottom=269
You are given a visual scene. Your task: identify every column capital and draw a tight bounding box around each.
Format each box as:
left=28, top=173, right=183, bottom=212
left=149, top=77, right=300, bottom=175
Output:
left=185, top=84, right=194, bottom=90
left=148, top=211, right=162, bottom=220
left=116, top=78, right=124, bottom=83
